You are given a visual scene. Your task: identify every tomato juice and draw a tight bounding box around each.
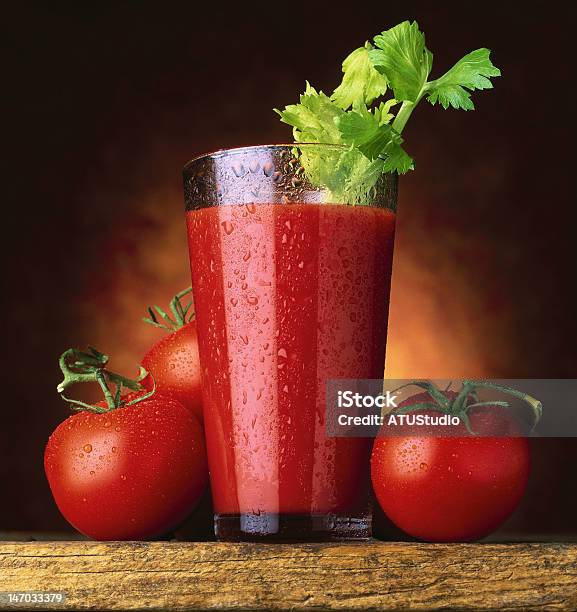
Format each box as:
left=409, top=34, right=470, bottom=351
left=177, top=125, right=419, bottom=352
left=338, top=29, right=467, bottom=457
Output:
left=187, top=201, right=395, bottom=539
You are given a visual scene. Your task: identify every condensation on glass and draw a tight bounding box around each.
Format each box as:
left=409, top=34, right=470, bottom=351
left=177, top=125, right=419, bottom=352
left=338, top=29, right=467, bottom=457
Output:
left=184, top=144, right=397, bottom=542
left=183, top=144, right=397, bottom=210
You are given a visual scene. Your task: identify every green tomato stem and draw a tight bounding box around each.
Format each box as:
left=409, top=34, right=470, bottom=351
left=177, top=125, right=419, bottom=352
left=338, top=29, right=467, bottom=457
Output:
left=462, top=380, right=542, bottom=431
left=391, top=379, right=542, bottom=435
left=143, top=286, right=195, bottom=331
left=57, top=347, right=152, bottom=413
left=95, top=370, right=116, bottom=410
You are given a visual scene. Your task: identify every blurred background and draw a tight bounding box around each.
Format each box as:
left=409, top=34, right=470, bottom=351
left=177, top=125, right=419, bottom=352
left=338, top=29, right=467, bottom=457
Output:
left=2, top=1, right=575, bottom=537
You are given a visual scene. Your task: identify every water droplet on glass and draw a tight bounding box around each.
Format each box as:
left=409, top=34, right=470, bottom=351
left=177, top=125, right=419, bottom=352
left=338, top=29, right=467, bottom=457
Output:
left=232, top=162, right=246, bottom=177
left=263, top=162, right=274, bottom=177
left=230, top=297, right=238, bottom=307
left=83, top=444, right=93, bottom=453
left=221, top=220, right=234, bottom=235
left=247, top=296, right=258, bottom=306
left=240, top=334, right=249, bottom=345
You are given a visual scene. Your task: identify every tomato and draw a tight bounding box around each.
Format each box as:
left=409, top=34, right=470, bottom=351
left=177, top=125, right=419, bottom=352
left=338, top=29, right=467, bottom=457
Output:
left=371, top=389, right=531, bottom=542
left=45, top=391, right=207, bottom=540
left=142, top=321, right=203, bottom=420
left=142, top=289, right=203, bottom=420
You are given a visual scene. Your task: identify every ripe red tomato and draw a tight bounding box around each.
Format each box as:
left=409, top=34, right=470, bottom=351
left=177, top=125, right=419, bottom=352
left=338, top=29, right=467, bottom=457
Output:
left=371, top=390, right=531, bottom=542
left=45, top=392, right=207, bottom=540
left=142, top=321, right=203, bottom=420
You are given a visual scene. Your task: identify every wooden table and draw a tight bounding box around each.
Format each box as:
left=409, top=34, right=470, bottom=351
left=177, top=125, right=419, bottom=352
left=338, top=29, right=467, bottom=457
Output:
left=1, top=540, right=576, bottom=610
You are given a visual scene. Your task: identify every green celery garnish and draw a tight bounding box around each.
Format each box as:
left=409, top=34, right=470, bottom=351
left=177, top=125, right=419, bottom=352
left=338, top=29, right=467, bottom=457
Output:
left=275, top=20, right=500, bottom=187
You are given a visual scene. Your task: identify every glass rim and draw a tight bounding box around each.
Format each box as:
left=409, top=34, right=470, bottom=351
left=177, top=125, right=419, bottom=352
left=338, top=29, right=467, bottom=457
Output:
left=183, top=143, right=353, bottom=174
left=183, top=142, right=398, bottom=211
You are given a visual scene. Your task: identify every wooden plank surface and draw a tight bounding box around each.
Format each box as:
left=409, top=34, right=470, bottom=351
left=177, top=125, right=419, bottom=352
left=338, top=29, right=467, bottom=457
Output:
left=0, top=541, right=576, bottom=611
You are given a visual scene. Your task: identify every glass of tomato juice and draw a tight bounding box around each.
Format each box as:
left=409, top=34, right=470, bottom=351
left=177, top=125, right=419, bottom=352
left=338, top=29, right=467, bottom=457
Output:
left=183, top=144, right=397, bottom=541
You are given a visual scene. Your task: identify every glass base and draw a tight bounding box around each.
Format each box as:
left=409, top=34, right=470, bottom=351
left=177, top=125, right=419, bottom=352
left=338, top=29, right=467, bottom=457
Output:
left=214, top=513, right=371, bottom=542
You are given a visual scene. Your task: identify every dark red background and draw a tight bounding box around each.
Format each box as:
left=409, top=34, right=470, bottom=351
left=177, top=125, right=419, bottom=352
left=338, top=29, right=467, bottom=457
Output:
left=2, top=1, right=575, bottom=536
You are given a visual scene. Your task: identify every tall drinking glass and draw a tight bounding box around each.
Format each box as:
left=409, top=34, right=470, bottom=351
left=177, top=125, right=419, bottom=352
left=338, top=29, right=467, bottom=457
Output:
left=183, top=144, right=397, bottom=541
